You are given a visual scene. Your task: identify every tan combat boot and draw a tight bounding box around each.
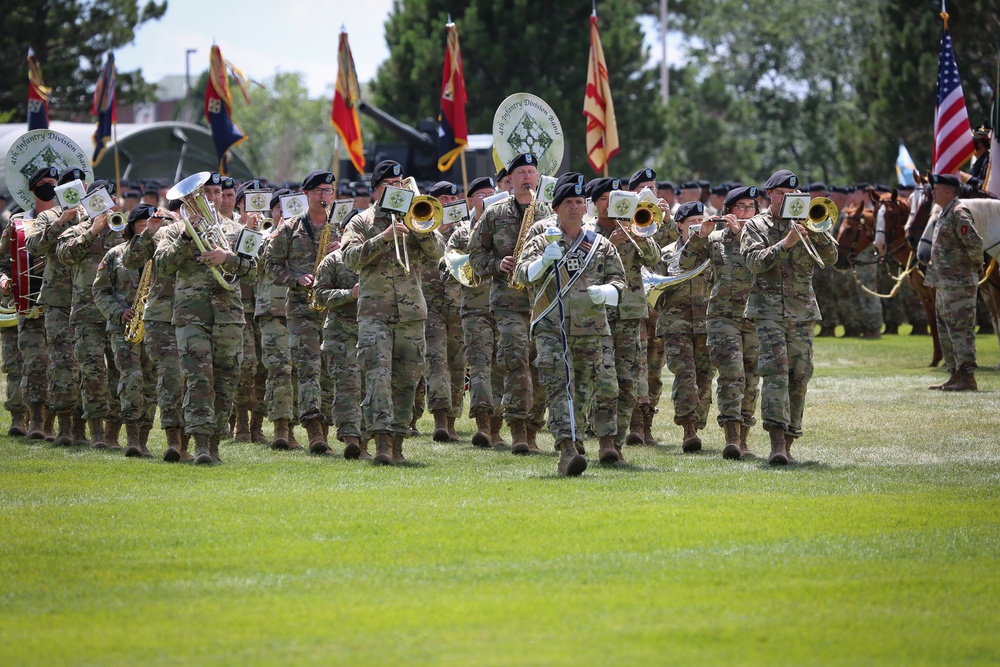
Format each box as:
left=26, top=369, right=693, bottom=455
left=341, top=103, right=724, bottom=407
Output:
left=249, top=412, right=267, bottom=444
left=722, top=422, right=742, bottom=460
left=209, top=435, right=223, bottom=465
left=626, top=406, right=645, bottom=446
left=105, top=420, right=123, bottom=450
left=784, top=434, right=799, bottom=464
left=681, top=423, right=702, bottom=453
left=431, top=409, right=450, bottom=442
left=598, top=435, right=622, bottom=465
left=193, top=433, right=213, bottom=465
left=929, top=371, right=957, bottom=390
left=510, top=420, right=530, bottom=455
left=342, top=435, right=362, bottom=460
left=305, top=418, right=334, bottom=456
left=490, top=417, right=508, bottom=446
left=446, top=416, right=460, bottom=442
left=71, top=415, right=89, bottom=446
left=408, top=415, right=420, bottom=436
left=138, top=424, right=153, bottom=458
left=471, top=411, right=492, bottom=448
left=124, top=421, right=143, bottom=457
left=642, top=404, right=659, bottom=446
left=767, top=429, right=788, bottom=466
left=556, top=438, right=587, bottom=477
left=287, top=424, right=304, bottom=451
left=54, top=412, right=74, bottom=446
left=392, top=434, right=407, bottom=464
left=163, top=427, right=184, bottom=462
left=942, top=371, right=978, bottom=392
left=26, top=404, right=45, bottom=440
left=372, top=432, right=393, bottom=466
left=358, top=436, right=373, bottom=461
left=233, top=409, right=251, bottom=442
left=88, top=418, right=107, bottom=449
left=270, top=419, right=290, bottom=450
left=43, top=407, right=56, bottom=441
left=739, top=424, right=754, bottom=459
left=525, top=426, right=541, bottom=454
left=8, top=410, right=28, bottom=437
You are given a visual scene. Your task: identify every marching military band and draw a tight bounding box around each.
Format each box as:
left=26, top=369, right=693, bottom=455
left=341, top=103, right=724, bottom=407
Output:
left=0, top=138, right=990, bottom=474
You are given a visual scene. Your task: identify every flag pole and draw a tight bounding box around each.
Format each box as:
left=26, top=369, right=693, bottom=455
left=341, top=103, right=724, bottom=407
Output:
left=113, top=122, right=121, bottom=205
left=333, top=136, right=341, bottom=181
left=460, top=152, right=469, bottom=197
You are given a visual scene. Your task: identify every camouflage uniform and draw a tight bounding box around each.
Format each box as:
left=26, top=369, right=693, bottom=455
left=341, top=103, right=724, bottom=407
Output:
left=235, top=253, right=265, bottom=421
left=467, top=197, right=553, bottom=431
left=25, top=206, right=81, bottom=415
left=421, top=225, right=465, bottom=421
left=93, top=243, right=156, bottom=425
left=56, top=220, right=123, bottom=422
left=592, top=221, right=659, bottom=446
left=6, top=212, right=48, bottom=412
left=123, top=224, right=184, bottom=430
left=654, top=240, right=714, bottom=430
left=264, top=214, right=330, bottom=424
left=924, top=199, right=982, bottom=374
left=681, top=229, right=759, bottom=428
left=254, top=232, right=294, bottom=424
left=447, top=223, right=503, bottom=418
left=514, top=228, right=625, bottom=443
left=852, top=244, right=885, bottom=336
left=741, top=208, right=837, bottom=438
left=341, top=204, right=444, bottom=437
left=641, top=220, right=680, bottom=412
left=0, top=219, right=25, bottom=418
left=154, top=220, right=253, bottom=438
left=313, top=249, right=363, bottom=440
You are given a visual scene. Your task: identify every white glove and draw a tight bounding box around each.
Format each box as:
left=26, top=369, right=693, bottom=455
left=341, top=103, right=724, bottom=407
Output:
left=588, top=284, right=619, bottom=306
left=542, top=242, right=563, bottom=266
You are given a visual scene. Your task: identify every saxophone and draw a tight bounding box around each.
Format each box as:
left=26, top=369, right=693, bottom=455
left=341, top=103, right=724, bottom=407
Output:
left=307, top=205, right=335, bottom=311
left=508, top=187, right=537, bottom=291
left=125, top=260, right=152, bottom=344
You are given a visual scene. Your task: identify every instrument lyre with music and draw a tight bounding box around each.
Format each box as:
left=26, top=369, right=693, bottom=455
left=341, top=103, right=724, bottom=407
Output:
left=793, top=197, right=838, bottom=269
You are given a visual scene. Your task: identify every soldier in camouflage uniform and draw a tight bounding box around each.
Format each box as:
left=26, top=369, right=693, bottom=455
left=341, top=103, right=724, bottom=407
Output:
left=514, top=181, right=626, bottom=475
left=265, top=169, right=339, bottom=456
left=93, top=204, right=158, bottom=457
left=741, top=169, right=838, bottom=465
left=421, top=181, right=466, bottom=442
left=0, top=202, right=26, bottom=436
left=154, top=173, right=255, bottom=465
left=341, top=160, right=445, bottom=466
left=468, top=153, right=553, bottom=453
left=681, top=186, right=760, bottom=460
left=25, top=168, right=88, bottom=444
left=925, top=173, right=983, bottom=391
left=590, top=177, right=659, bottom=463
left=313, top=228, right=366, bottom=459
left=447, top=177, right=506, bottom=448
left=57, top=180, right=125, bottom=449
left=654, top=201, right=715, bottom=453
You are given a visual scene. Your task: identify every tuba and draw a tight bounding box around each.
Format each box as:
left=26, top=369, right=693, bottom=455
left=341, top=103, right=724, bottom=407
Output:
left=124, top=260, right=152, bottom=344
left=167, top=172, right=239, bottom=291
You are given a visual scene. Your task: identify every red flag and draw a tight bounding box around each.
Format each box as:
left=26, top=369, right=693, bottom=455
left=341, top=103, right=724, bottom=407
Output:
left=583, top=11, right=619, bottom=174
left=331, top=30, right=365, bottom=173
left=27, top=48, right=50, bottom=130
left=932, top=8, right=974, bottom=175
left=437, top=22, right=468, bottom=172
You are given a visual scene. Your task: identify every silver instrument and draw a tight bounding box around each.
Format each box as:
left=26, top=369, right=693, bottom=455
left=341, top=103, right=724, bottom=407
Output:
left=167, top=171, right=239, bottom=291
left=641, top=262, right=710, bottom=309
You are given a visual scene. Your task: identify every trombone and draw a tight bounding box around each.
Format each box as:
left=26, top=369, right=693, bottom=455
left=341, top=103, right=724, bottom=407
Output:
left=792, top=197, right=838, bottom=269
left=108, top=211, right=128, bottom=232
left=616, top=200, right=661, bottom=252
left=389, top=177, right=444, bottom=274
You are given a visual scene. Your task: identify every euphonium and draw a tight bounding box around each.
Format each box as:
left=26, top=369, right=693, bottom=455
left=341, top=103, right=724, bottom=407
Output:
left=124, top=260, right=152, bottom=344
left=308, top=203, right=336, bottom=311
left=166, top=172, right=239, bottom=291
left=508, top=187, right=538, bottom=290
left=792, top=196, right=838, bottom=268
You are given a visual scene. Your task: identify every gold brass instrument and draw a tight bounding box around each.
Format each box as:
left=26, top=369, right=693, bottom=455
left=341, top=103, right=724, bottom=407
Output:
left=166, top=171, right=239, bottom=291
left=124, top=260, right=152, bottom=344
left=388, top=178, right=444, bottom=274
left=617, top=200, right=662, bottom=253
left=443, top=249, right=480, bottom=287
left=108, top=211, right=127, bottom=232
left=792, top=197, right=838, bottom=269
left=307, top=204, right=336, bottom=311
left=641, top=262, right=710, bottom=309
left=0, top=306, right=18, bottom=328
left=508, top=187, right=538, bottom=290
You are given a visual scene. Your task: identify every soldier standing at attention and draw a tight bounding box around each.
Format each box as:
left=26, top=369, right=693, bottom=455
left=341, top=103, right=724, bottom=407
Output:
left=925, top=173, right=983, bottom=392
left=514, top=181, right=626, bottom=475
left=265, top=170, right=339, bottom=456
left=741, top=169, right=838, bottom=465
left=155, top=175, right=255, bottom=465
left=341, top=160, right=445, bottom=466
left=468, top=153, right=553, bottom=454
left=681, top=186, right=760, bottom=460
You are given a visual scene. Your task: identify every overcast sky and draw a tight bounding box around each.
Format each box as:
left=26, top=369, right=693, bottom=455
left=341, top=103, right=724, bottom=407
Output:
left=114, top=0, right=681, bottom=97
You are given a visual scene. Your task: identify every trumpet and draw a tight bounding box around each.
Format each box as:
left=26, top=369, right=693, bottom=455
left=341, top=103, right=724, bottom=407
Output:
left=108, top=211, right=127, bottom=232
left=792, top=197, right=838, bottom=268
left=166, top=172, right=239, bottom=291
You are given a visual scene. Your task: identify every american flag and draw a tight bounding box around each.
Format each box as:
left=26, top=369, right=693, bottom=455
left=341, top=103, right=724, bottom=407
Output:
left=932, top=14, right=973, bottom=175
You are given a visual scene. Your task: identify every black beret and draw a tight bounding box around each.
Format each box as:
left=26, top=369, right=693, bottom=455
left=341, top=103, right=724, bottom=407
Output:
left=428, top=181, right=458, bottom=198
left=674, top=201, right=704, bottom=223
left=337, top=182, right=354, bottom=197
left=236, top=179, right=264, bottom=200
left=371, top=160, right=403, bottom=186
left=208, top=172, right=222, bottom=185
left=726, top=182, right=745, bottom=190
left=697, top=180, right=711, bottom=188
left=350, top=180, right=370, bottom=195
left=269, top=188, right=292, bottom=211
left=495, top=167, right=508, bottom=181
left=628, top=168, right=656, bottom=190
left=506, top=153, right=538, bottom=173
left=710, top=185, right=728, bottom=196
left=854, top=182, right=870, bottom=190
left=301, top=170, right=335, bottom=190
left=897, top=182, right=915, bottom=191
left=88, top=180, right=116, bottom=196
left=584, top=178, right=601, bottom=199
left=58, top=168, right=86, bottom=185
left=724, top=186, right=758, bottom=208
left=931, top=173, right=960, bottom=189
left=127, top=203, right=156, bottom=225
left=555, top=172, right=585, bottom=191
left=656, top=180, right=675, bottom=191
left=827, top=185, right=848, bottom=194
left=219, top=176, right=236, bottom=190
left=467, top=177, right=496, bottom=198
left=166, top=198, right=183, bottom=212
left=806, top=182, right=827, bottom=192
left=552, top=181, right=585, bottom=208
left=873, top=183, right=891, bottom=193
left=679, top=181, right=701, bottom=190
left=142, top=185, right=159, bottom=196
left=29, top=166, right=59, bottom=190
left=764, top=170, right=799, bottom=190
left=123, top=190, right=141, bottom=199
left=589, top=177, right=622, bottom=201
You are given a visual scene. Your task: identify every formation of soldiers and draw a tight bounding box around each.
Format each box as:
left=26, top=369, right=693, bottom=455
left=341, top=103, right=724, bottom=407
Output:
left=0, top=152, right=986, bottom=474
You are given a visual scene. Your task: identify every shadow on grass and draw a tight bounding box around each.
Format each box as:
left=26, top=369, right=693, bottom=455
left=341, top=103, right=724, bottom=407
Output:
left=753, top=460, right=835, bottom=471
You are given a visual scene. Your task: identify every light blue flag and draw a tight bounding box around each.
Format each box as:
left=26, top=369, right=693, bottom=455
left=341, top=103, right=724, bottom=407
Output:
left=896, top=143, right=917, bottom=187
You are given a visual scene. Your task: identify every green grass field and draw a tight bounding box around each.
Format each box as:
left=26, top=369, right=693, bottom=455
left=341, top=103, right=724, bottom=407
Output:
left=1, top=329, right=998, bottom=666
